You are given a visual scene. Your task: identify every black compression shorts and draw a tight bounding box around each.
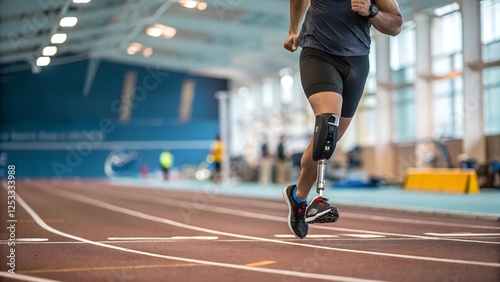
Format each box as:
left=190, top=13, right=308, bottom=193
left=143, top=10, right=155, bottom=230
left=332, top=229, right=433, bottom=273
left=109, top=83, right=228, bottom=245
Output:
left=299, top=47, right=370, bottom=118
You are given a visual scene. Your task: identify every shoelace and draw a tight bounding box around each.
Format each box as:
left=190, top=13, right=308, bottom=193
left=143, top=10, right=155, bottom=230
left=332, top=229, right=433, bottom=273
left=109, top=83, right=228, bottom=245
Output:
left=297, top=205, right=307, bottom=216
left=314, top=196, right=330, bottom=207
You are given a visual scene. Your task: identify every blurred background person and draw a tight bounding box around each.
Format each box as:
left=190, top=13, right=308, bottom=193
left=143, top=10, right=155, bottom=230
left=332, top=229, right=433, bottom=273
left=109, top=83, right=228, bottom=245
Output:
left=276, top=134, right=288, bottom=184
left=210, top=134, right=223, bottom=183
left=159, top=149, right=174, bottom=181
left=259, top=135, right=273, bottom=185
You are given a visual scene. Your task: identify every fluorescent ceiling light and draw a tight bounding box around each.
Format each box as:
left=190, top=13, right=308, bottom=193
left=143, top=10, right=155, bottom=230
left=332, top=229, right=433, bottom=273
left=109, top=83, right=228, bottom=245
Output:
left=147, top=24, right=177, bottom=39
left=36, top=57, right=51, bottom=66
left=143, top=47, right=154, bottom=58
left=60, top=17, right=78, bottom=27
left=197, top=2, right=207, bottom=10
left=127, top=43, right=143, bottom=55
left=51, top=33, right=67, bottom=44
left=42, top=46, right=58, bottom=56
left=146, top=27, right=162, bottom=37
left=73, top=0, right=91, bottom=3
left=182, top=0, right=197, bottom=8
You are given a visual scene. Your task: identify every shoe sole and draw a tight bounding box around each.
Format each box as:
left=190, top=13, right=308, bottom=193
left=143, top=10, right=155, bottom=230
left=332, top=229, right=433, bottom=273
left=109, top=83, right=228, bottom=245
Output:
left=306, top=208, right=340, bottom=224
left=282, top=187, right=304, bottom=239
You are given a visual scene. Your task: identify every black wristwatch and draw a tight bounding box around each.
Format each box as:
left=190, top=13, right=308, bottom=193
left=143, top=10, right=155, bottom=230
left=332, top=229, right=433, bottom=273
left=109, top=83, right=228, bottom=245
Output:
left=367, top=4, right=379, bottom=18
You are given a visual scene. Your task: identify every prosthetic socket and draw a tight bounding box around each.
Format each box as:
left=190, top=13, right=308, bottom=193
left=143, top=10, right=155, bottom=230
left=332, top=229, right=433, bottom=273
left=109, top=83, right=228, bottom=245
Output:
left=312, top=113, right=340, bottom=195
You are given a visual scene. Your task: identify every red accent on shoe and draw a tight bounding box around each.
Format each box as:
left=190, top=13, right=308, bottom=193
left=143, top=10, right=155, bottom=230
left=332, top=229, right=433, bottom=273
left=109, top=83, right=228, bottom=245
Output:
left=314, top=196, right=329, bottom=207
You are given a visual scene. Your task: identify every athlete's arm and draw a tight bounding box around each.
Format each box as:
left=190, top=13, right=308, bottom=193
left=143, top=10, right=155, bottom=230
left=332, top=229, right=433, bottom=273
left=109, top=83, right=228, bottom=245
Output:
left=352, top=0, right=403, bottom=36
left=284, top=0, right=310, bottom=52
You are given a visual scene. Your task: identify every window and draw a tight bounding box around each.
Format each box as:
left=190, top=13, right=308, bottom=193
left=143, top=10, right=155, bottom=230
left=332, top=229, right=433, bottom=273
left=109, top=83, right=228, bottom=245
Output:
left=279, top=68, right=294, bottom=104
left=261, top=79, right=274, bottom=109
left=390, top=21, right=416, bottom=84
left=432, top=77, right=464, bottom=138
left=356, top=37, right=377, bottom=146
left=392, top=87, right=416, bottom=142
left=480, top=0, right=500, bottom=134
left=481, top=0, right=500, bottom=62
left=484, top=67, right=500, bottom=134
left=390, top=23, right=416, bottom=142
left=431, top=4, right=464, bottom=139
left=357, top=94, right=377, bottom=146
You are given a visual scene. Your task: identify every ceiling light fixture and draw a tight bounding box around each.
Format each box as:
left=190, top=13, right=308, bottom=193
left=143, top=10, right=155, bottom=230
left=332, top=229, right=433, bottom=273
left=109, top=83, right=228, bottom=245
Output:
left=127, top=43, right=143, bottom=55
left=183, top=0, right=197, bottom=8
left=60, top=17, right=78, bottom=27
left=51, top=33, right=67, bottom=44
left=197, top=2, right=207, bottom=10
left=143, top=47, right=154, bottom=58
left=73, top=0, right=91, bottom=3
left=178, top=0, right=206, bottom=9
left=147, top=24, right=177, bottom=39
left=146, top=27, right=162, bottom=37
left=36, top=57, right=51, bottom=67
left=42, top=46, right=58, bottom=56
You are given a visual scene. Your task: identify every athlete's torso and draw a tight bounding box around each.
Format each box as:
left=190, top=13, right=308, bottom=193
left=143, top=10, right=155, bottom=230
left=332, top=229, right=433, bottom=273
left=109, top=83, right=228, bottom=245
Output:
left=297, top=0, right=372, bottom=56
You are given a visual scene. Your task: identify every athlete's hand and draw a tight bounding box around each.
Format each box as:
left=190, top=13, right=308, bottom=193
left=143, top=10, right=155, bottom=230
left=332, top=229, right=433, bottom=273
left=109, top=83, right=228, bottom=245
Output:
left=351, top=0, right=370, bottom=17
left=284, top=33, right=298, bottom=52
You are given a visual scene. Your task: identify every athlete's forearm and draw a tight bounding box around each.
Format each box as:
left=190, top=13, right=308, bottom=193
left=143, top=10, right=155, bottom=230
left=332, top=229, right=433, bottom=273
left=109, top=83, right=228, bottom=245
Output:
left=370, top=11, right=403, bottom=36
left=370, top=0, right=403, bottom=36
left=289, top=0, right=310, bottom=34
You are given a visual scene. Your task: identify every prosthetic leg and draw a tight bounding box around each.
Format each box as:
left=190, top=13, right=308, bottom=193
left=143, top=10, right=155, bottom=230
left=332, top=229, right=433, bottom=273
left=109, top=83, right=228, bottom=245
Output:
left=306, top=113, right=340, bottom=224
left=312, top=113, right=340, bottom=196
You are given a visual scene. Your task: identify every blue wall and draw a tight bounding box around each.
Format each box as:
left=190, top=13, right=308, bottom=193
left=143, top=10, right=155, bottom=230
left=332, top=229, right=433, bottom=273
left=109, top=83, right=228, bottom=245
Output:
left=0, top=60, right=228, bottom=178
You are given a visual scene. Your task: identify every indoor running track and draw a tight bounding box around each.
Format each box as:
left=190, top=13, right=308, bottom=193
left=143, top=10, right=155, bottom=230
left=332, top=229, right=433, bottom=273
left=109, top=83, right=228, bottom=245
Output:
left=1, top=180, right=499, bottom=282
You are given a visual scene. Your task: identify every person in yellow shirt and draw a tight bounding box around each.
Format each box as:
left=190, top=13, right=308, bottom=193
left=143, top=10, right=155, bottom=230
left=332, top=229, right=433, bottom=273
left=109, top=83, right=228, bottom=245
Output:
left=210, top=134, right=223, bottom=183
left=159, top=149, right=174, bottom=181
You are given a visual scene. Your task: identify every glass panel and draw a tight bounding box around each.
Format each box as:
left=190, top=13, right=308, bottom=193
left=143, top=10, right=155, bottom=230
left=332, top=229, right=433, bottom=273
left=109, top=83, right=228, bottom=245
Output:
left=432, top=78, right=463, bottom=138
left=392, top=87, right=416, bottom=142
left=484, top=66, right=500, bottom=134
left=432, top=57, right=452, bottom=76
left=261, top=79, right=274, bottom=109
left=432, top=10, right=462, bottom=57
left=357, top=94, right=377, bottom=146
left=390, top=22, right=416, bottom=71
left=483, top=40, right=500, bottom=62
left=481, top=0, right=500, bottom=45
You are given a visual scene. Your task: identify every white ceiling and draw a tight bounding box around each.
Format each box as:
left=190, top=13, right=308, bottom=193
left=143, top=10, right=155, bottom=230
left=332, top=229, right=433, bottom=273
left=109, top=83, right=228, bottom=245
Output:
left=0, top=0, right=452, bottom=82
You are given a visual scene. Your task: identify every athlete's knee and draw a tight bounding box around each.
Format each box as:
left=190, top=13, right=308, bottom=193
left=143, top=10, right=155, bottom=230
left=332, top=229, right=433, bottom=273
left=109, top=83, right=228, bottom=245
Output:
left=312, top=113, right=340, bottom=161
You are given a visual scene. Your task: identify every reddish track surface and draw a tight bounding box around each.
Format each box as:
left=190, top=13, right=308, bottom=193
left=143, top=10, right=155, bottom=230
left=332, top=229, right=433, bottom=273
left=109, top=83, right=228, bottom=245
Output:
left=1, top=180, right=499, bottom=282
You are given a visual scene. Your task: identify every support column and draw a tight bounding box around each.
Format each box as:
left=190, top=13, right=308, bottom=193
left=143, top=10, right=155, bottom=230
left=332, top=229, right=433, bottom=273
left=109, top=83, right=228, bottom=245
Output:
left=460, top=0, right=486, bottom=163
left=414, top=13, right=434, bottom=167
left=374, top=33, right=396, bottom=181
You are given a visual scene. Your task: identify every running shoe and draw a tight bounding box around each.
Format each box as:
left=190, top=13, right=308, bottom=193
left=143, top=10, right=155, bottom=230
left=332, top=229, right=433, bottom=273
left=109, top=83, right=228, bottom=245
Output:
left=282, top=185, right=308, bottom=239
left=305, top=196, right=340, bottom=224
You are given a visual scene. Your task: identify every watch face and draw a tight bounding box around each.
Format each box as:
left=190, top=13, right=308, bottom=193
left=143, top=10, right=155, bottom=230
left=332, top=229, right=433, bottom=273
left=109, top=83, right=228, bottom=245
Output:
left=368, top=4, right=379, bottom=17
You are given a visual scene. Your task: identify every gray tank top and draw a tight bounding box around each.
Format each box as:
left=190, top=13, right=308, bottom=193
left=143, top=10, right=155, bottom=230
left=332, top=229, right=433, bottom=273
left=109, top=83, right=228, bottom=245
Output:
left=297, top=0, right=372, bottom=56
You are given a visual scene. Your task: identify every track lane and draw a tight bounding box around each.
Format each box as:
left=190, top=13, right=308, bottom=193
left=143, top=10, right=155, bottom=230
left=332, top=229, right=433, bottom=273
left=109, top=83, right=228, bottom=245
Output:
left=1, top=180, right=499, bottom=282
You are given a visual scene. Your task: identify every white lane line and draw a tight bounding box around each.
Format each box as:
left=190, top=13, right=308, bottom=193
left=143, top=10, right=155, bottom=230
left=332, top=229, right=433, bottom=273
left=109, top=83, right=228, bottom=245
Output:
left=424, top=233, right=500, bottom=237
left=274, top=234, right=339, bottom=238
left=71, top=183, right=500, bottom=246
left=32, top=183, right=500, bottom=268
left=107, top=236, right=218, bottom=241
left=343, top=234, right=386, bottom=239
left=341, top=212, right=500, bottom=230
left=0, top=272, right=60, bottom=282
left=95, top=181, right=500, bottom=230
left=16, top=238, right=49, bottom=242
left=10, top=190, right=387, bottom=282
left=0, top=237, right=447, bottom=245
